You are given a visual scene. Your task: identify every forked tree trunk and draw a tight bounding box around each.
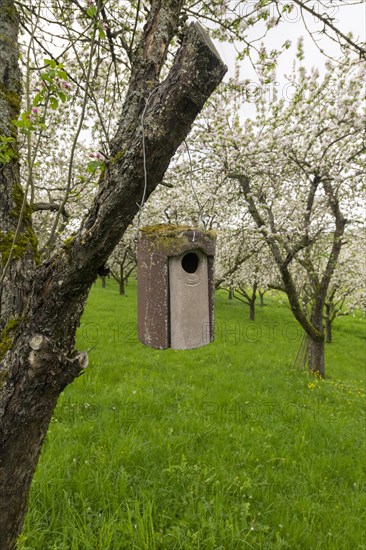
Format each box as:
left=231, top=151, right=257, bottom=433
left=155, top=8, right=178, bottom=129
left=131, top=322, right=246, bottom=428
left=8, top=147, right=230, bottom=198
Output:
left=0, top=4, right=227, bottom=548
left=259, top=291, right=265, bottom=307
left=235, top=166, right=346, bottom=382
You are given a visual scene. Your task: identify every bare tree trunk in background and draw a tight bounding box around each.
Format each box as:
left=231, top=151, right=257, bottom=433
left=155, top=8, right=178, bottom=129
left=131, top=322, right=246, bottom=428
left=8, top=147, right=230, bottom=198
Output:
left=119, top=264, right=125, bottom=295
left=325, top=304, right=333, bottom=343
left=249, top=300, right=255, bottom=321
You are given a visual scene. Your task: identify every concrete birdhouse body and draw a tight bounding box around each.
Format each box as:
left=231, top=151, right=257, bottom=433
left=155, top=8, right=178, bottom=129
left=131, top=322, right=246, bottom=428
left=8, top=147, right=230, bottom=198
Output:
left=137, top=225, right=216, bottom=350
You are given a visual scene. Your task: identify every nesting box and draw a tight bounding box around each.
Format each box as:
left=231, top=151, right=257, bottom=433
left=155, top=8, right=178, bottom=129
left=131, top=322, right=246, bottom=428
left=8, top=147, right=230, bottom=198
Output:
left=137, top=225, right=216, bottom=350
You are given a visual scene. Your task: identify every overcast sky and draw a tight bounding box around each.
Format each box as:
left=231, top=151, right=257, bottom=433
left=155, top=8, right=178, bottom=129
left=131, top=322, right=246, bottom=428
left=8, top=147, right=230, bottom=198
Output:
left=212, top=1, right=365, bottom=112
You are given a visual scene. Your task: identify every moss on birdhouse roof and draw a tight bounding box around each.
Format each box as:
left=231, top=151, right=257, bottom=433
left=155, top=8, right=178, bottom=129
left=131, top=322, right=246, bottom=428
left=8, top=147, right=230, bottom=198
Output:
left=139, top=224, right=216, bottom=256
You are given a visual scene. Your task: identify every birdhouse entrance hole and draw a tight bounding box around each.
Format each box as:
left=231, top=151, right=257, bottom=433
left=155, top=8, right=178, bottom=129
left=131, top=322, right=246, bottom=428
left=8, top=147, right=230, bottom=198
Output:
left=181, top=252, right=199, bottom=273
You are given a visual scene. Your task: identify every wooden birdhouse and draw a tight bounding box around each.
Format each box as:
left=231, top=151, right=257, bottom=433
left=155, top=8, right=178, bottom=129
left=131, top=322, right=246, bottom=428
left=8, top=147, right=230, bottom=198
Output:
left=137, top=225, right=216, bottom=350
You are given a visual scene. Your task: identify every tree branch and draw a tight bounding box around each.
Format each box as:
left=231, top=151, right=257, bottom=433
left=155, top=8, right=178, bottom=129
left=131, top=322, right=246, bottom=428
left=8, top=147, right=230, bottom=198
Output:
left=32, top=202, right=69, bottom=221
left=291, top=0, right=366, bottom=58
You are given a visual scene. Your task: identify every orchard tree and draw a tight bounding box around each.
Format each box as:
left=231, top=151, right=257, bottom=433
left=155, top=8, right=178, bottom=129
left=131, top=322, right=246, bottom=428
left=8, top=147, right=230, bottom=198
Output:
left=227, top=54, right=365, bottom=377
left=109, top=228, right=137, bottom=295
left=322, top=229, right=366, bottom=342
left=229, top=247, right=277, bottom=320
left=266, top=230, right=366, bottom=344
left=215, top=227, right=277, bottom=319
left=0, top=0, right=364, bottom=548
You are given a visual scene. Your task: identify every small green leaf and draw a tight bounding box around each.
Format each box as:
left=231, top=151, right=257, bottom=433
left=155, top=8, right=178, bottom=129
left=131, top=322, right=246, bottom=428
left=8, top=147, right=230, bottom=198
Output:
left=58, top=70, right=68, bottom=80
left=57, top=91, right=67, bottom=103
left=86, top=6, right=97, bottom=17
left=0, top=136, right=15, bottom=143
left=44, top=58, right=57, bottom=68
left=49, top=97, right=59, bottom=110
left=98, top=25, right=106, bottom=40
left=33, top=93, right=43, bottom=106
left=87, top=159, right=104, bottom=173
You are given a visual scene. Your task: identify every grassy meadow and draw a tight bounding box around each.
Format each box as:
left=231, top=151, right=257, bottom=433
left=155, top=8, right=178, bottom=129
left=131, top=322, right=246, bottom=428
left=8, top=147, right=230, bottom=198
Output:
left=18, top=279, right=366, bottom=550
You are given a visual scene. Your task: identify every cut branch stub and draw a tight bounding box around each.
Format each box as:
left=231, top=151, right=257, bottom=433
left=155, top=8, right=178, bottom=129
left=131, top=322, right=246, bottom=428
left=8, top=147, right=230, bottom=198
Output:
left=29, top=334, right=45, bottom=351
left=74, top=351, right=88, bottom=371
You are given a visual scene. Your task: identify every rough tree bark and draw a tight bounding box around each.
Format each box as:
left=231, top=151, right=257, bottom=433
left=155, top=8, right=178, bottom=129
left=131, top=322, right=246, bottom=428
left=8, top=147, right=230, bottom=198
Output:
left=307, top=310, right=325, bottom=378
left=0, top=2, right=227, bottom=548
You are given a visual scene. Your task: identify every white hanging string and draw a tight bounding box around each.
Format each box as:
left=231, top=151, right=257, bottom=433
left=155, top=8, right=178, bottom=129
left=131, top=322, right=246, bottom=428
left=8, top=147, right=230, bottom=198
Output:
left=135, top=86, right=159, bottom=241
left=183, top=140, right=206, bottom=228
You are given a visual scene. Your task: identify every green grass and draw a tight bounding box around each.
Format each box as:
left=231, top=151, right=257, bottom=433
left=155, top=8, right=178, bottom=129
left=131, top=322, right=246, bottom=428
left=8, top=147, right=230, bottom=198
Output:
left=19, top=279, right=366, bottom=549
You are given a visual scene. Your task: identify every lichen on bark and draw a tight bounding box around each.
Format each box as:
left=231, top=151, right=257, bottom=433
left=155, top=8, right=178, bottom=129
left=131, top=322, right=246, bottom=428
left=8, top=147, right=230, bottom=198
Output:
left=0, top=183, right=40, bottom=265
left=0, top=228, right=39, bottom=264
left=0, top=82, right=21, bottom=114
left=11, top=182, right=35, bottom=220
left=0, top=317, right=20, bottom=360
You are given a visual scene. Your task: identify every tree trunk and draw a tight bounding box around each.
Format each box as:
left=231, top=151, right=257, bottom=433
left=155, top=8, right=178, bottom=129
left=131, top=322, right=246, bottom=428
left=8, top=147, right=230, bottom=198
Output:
left=0, top=4, right=227, bottom=548
left=307, top=308, right=325, bottom=377
left=119, top=265, right=125, bottom=295
left=259, top=291, right=265, bottom=307
left=307, top=336, right=325, bottom=378
left=249, top=282, right=257, bottom=321
left=101, top=276, right=106, bottom=288
left=325, top=317, right=332, bottom=343
left=228, top=288, right=233, bottom=300
left=324, top=303, right=332, bottom=343
left=249, top=300, right=255, bottom=321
